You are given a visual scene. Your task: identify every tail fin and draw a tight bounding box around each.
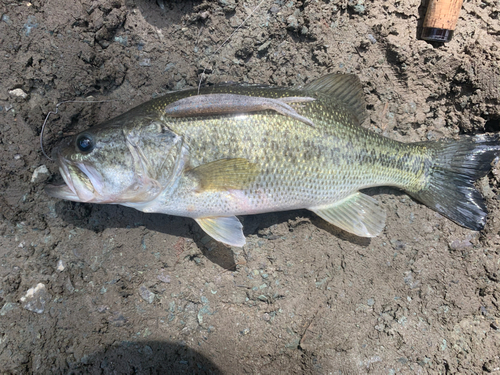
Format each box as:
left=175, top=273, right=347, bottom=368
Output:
left=410, top=134, right=499, bottom=231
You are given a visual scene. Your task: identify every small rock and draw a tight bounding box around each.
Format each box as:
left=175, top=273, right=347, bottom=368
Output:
left=348, top=0, right=366, bottom=14
left=139, top=285, right=155, bottom=303
left=403, top=271, right=420, bottom=289
left=448, top=238, right=472, bottom=251
left=287, top=15, right=299, bottom=30
left=139, top=58, right=151, bottom=67
left=257, top=40, right=271, bottom=53
left=96, top=305, right=109, bottom=313
left=0, top=302, right=19, bottom=316
left=9, top=88, right=28, bottom=99
left=56, top=259, right=65, bottom=272
left=164, top=62, right=176, bottom=72
left=65, top=277, right=75, bottom=293
left=31, top=165, right=50, bottom=183
left=20, top=283, right=50, bottom=314
left=108, top=312, right=127, bottom=327
left=2, top=14, right=13, bottom=25
left=219, top=0, right=237, bottom=12
left=367, top=34, right=377, bottom=44
left=390, top=239, right=406, bottom=250
left=157, top=269, right=171, bottom=283
left=229, top=15, right=242, bottom=28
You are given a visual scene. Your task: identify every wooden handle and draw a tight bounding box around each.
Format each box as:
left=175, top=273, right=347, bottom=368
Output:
left=423, top=0, right=463, bottom=31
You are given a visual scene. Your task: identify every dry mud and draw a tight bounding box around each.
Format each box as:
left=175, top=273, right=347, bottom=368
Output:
left=1, top=0, right=500, bottom=373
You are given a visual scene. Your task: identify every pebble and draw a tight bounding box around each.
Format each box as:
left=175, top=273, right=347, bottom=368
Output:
left=56, top=259, right=65, bottom=272
left=157, top=269, right=171, bottom=283
left=287, top=15, right=299, bottom=30
left=229, top=16, right=242, bottom=28
left=367, top=34, right=377, bottom=44
left=20, top=283, right=50, bottom=314
left=257, top=40, right=271, bottom=53
left=138, top=285, right=155, bottom=303
left=0, top=302, right=19, bottom=316
left=31, top=165, right=50, bottom=183
left=197, top=297, right=211, bottom=324
left=164, top=62, right=176, bottom=72
left=448, top=238, right=472, bottom=251
left=2, top=14, right=13, bottom=25
left=9, top=88, right=28, bottom=99
left=348, top=0, right=366, bottom=14
left=139, top=58, right=151, bottom=67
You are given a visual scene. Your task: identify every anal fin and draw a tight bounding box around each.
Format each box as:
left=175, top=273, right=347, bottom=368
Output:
left=310, top=192, right=386, bottom=237
left=195, top=216, right=246, bottom=247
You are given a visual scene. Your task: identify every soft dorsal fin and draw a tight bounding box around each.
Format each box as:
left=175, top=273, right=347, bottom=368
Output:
left=302, top=74, right=367, bottom=124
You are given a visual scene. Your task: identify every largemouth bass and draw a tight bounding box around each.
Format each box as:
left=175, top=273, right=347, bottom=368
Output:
left=46, top=74, right=500, bottom=246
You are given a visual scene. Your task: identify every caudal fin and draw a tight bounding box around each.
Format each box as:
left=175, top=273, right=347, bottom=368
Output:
left=410, top=134, right=499, bottom=231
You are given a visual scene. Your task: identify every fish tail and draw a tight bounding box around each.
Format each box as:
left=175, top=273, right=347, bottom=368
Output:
left=410, top=134, right=500, bottom=231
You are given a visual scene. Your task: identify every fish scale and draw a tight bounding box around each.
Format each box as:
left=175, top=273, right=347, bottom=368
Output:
left=150, top=96, right=426, bottom=217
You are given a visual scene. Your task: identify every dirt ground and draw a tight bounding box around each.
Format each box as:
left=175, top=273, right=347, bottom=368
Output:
left=1, top=0, right=500, bottom=373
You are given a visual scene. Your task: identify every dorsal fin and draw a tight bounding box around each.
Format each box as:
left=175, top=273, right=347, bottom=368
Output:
left=302, top=74, right=367, bottom=124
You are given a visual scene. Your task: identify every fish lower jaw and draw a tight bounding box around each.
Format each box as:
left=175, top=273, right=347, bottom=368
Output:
left=45, top=183, right=84, bottom=202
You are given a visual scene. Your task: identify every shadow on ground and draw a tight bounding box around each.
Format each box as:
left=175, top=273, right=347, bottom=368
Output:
left=67, top=340, right=222, bottom=374
left=54, top=187, right=405, bottom=268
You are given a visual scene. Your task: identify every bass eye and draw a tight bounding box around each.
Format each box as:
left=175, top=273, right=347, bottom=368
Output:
left=76, top=134, right=94, bottom=153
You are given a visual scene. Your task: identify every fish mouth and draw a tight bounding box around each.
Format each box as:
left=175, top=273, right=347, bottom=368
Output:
left=45, top=158, right=100, bottom=203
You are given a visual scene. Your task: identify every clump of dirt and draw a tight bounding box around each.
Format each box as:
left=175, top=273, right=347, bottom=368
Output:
left=1, top=0, right=499, bottom=373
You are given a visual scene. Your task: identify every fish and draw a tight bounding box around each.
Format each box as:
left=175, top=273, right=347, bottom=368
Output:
left=45, top=74, right=500, bottom=247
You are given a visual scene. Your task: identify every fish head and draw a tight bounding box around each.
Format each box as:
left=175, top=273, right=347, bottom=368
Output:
left=46, top=116, right=183, bottom=205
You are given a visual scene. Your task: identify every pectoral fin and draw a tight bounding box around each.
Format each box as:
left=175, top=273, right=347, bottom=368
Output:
left=195, top=216, right=246, bottom=247
left=310, top=192, right=386, bottom=237
left=164, top=94, right=315, bottom=127
left=188, top=158, right=259, bottom=191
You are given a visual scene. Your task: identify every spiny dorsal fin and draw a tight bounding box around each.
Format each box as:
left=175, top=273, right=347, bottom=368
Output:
left=302, top=74, right=367, bottom=124
left=188, top=158, right=259, bottom=191
left=309, top=192, right=386, bottom=237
